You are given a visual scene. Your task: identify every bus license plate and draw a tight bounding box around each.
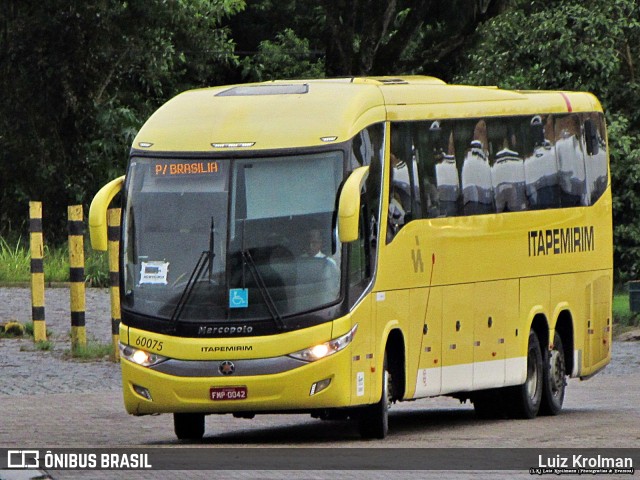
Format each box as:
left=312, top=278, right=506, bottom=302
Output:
left=210, top=386, right=247, bottom=401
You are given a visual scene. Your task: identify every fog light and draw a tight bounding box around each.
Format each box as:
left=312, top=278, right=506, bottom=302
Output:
left=310, top=378, right=332, bottom=396
left=132, top=384, right=152, bottom=401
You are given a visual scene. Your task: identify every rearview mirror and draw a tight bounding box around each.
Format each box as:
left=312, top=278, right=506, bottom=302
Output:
left=89, top=176, right=125, bottom=251
left=338, top=166, right=369, bottom=243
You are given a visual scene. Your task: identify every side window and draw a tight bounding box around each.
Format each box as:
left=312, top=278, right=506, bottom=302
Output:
left=488, top=117, right=527, bottom=213
left=414, top=120, right=458, bottom=218
left=348, top=124, right=384, bottom=290
left=583, top=113, right=608, bottom=204
left=388, top=123, right=420, bottom=241
left=555, top=114, right=588, bottom=206
left=524, top=115, right=561, bottom=209
left=461, top=120, right=494, bottom=215
left=381, top=112, right=605, bottom=225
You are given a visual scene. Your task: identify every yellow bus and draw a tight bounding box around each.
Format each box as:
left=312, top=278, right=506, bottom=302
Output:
left=89, top=76, right=612, bottom=440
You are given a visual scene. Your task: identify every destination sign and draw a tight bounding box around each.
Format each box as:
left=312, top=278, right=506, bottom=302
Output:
left=153, top=161, right=219, bottom=177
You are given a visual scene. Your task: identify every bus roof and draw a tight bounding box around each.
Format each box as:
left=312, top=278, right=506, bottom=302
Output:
left=133, top=76, right=603, bottom=153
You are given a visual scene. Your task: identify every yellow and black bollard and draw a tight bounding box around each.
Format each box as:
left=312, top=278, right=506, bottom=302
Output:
left=29, top=201, right=47, bottom=342
left=68, top=205, right=86, bottom=350
left=107, top=208, right=121, bottom=361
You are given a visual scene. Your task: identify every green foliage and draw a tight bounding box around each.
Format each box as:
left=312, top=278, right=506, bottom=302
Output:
left=455, top=0, right=640, bottom=103
left=0, top=236, right=110, bottom=286
left=613, top=293, right=640, bottom=327
left=608, top=116, right=640, bottom=281
left=0, top=237, right=30, bottom=282
left=35, top=340, right=54, bottom=351
left=24, top=322, right=34, bottom=337
left=85, top=251, right=110, bottom=288
left=23, top=322, right=53, bottom=340
left=0, top=0, right=245, bottom=241
left=231, top=1, right=505, bottom=77
left=242, top=29, right=325, bottom=81
left=68, top=341, right=113, bottom=361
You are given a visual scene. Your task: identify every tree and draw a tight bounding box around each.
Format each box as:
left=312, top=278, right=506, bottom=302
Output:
left=319, top=0, right=506, bottom=77
left=241, top=29, right=325, bottom=81
left=0, top=0, right=244, bottom=239
left=229, top=0, right=507, bottom=78
left=454, top=0, right=640, bottom=281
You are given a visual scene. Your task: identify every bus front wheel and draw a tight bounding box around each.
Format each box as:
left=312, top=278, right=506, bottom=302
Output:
left=540, top=332, right=566, bottom=415
left=358, top=354, right=391, bottom=439
left=174, top=412, right=205, bottom=441
left=508, top=330, right=543, bottom=419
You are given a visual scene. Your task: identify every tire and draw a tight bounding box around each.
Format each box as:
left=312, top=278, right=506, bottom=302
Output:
left=358, top=354, right=391, bottom=439
left=539, top=332, right=566, bottom=416
left=174, top=412, right=205, bottom=441
left=508, top=330, right=543, bottom=419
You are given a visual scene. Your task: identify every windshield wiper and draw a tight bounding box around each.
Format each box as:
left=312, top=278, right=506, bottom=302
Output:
left=241, top=248, right=285, bottom=330
left=240, top=220, right=285, bottom=330
left=170, top=218, right=215, bottom=326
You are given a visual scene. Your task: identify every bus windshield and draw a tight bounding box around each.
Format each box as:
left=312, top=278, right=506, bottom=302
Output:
left=122, top=152, right=344, bottom=325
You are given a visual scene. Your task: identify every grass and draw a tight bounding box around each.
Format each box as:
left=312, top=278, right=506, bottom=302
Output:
left=0, top=236, right=109, bottom=287
left=613, top=289, right=640, bottom=325
left=3, top=321, right=112, bottom=358
left=0, top=237, right=30, bottom=282
left=34, top=340, right=54, bottom=351
left=67, top=341, right=114, bottom=360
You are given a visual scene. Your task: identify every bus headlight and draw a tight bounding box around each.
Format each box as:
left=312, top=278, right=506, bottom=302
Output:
left=288, top=324, right=358, bottom=362
left=119, top=343, right=168, bottom=367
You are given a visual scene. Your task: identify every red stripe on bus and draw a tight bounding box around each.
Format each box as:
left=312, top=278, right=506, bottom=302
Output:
left=560, top=92, right=573, bottom=112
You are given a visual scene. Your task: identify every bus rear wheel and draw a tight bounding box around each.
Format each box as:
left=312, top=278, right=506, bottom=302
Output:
left=358, top=354, right=391, bottom=439
left=174, top=412, right=205, bottom=441
left=508, top=330, right=543, bottom=419
left=540, top=332, right=566, bottom=415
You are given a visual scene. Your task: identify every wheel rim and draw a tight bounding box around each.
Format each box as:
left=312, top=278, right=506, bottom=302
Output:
left=384, top=369, right=392, bottom=409
left=548, top=349, right=566, bottom=398
left=526, top=348, right=540, bottom=399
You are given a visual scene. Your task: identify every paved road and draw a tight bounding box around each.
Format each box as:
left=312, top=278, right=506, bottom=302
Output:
left=0, top=287, right=639, bottom=479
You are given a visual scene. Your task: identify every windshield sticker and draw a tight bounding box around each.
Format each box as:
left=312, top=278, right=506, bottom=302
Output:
left=139, top=261, right=169, bottom=285
left=153, top=161, right=219, bottom=177
left=229, top=288, right=249, bottom=308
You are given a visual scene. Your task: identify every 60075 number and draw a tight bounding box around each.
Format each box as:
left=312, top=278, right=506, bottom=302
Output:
left=135, top=336, right=164, bottom=351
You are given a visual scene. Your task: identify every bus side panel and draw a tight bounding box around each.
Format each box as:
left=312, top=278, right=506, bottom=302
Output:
left=404, top=287, right=429, bottom=399
left=589, top=273, right=612, bottom=372
left=374, top=289, right=409, bottom=398
left=472, top=280, right=515, bottom=390
left=414, top=287, right=443, bottom=398
left=349, top=295, right=374, bottom=405
left=550, top=271, right=612, bottom=378
left=441, top=284, right=474, bottom=395
left=513, top=276, right=550, bottom=385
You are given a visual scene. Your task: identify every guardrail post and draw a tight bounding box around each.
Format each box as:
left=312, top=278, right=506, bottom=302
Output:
left=108, top=208, right=121, bottom=361
left=68, top=205, right=86, bottom=350
left=29, top=201, right=47, bottom=342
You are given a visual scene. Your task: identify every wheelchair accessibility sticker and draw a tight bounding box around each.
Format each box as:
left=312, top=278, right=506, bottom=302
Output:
left=229, top=288, right=249, bottom=308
